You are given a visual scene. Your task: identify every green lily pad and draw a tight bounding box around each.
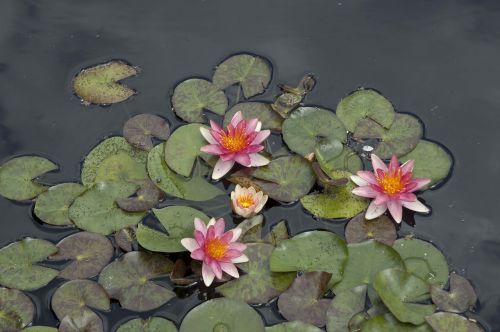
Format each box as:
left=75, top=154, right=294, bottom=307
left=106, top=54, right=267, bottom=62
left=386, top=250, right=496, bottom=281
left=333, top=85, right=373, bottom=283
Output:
left=361, top=314, right=433, bottom=332
left=236, top=215, right=264, bottom=243
left=72, top=60, right=138, bottom=105
left=393, top=238, right=449, bottom=288
left=116, top=317, right=178, bottom=332
left=399, top=140, right=452, bottom=189
left=282, top=107, right=347, bottom=156
left=0, top=238, right=58, bottom=290
left=345, top=214, right=397, bottom=246
left=270, top=231, right=347, bottom=285
left=223, top=102, right=284, bottom=131
left=252, top=155, right=315, bottom=202
left=336, top=89, right=395, bottom=132
left=216, top=243, right=295, bottom=304
left=172, top=78, right=228, bottom=123
left=264, top=220, right=290, bottom=246
left=213, top=53, right=272, bottom=99
left=266, top=321, right=323, bottom=332
left=34, top=183, right=85, bottom=226
left=0, top=156, right=58, bottom=201
left=326, top=285, right=367, bottom=332
left=430, top=272, right=477, bottom=313
left=58, top=310, right=104, bottom=332
left=278, top=272, right=332, bottom=327
left=98, top=251, right=174, bottom=312
left=425, top=312, right=484, bottom=332
left=69, top=181, right=146, bottom=235
left=317, top=145, right=363, bottom=175
left=373, top=268, right=435, bottom=325
left=136, top=206, right=209, bottom=253
left=116, top=180, right=162, bottom=212
left=24, top=327, right=58, bottom=332
left=50, top=232, right=114, bottom=280
left=314, top=138, right=343, bottom=166
left=123, top=114, right=170, bottom=151
left=179, top=298, right=265, bottom=332
left=0, top=288, right=35, bottom=330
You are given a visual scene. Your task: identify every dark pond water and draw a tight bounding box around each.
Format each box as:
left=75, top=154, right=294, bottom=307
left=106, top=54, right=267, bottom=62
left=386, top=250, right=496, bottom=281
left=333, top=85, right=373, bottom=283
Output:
left=1, top=0, right=499, bottom=331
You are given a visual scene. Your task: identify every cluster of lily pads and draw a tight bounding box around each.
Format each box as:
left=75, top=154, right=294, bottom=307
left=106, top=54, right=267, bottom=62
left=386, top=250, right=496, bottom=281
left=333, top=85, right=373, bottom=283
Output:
left=0, top=53, right=484, bottom=331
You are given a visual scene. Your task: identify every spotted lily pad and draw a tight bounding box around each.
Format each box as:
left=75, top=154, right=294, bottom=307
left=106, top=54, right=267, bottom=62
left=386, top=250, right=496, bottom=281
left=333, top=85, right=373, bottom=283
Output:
left=425, top=312, right=484, bottom=332
left=24, top=327, right=58, bottom=332
left=282, top=107, right=347, bottom=156
left=116, top=180, right=162, bottom=212
left=59, top=310, right=104, bottom=332
left=0, top=156, right=58, bottom=201
left=50, top=232, right=113, bottom=280
left=0, top=288, right=35, bottom=330
left=236, top=215, right=264, bottom=243
left=213, top=53, right=272, bottom=99
left=179, top=298, right=265, bottom=332
left=116, top=317, right=178, bottom=332
left=266, top=321, right=323, bottom=332
left=430, top=272, right=477, bottom=313
left=326, top=285, right=367, bottom=332
left=115, top=227, right=138, bottom=252
left=123, top=114, right=170, bottom=151
left=316, top=144, right=363, bottom=175
left=0, top=238, right=58, bottom=290
left=34, top=183, right=85, bottom=226
left=345, top=214, right=397, bottom=246
left=264, top=220, right=290, bottom=246
left=223, top=102, right=284, bottom=131
left=72, top=61, right=138, bottom=105
left=172, top=78, right=228, bottom=123
left=361, top=314, right=433, bottom=332
left=98, top=251, right=174, bottom=312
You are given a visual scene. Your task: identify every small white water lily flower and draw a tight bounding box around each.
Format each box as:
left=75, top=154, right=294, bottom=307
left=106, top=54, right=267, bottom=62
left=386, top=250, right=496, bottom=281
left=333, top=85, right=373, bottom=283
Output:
left=230, top=184, right=268, bottom=218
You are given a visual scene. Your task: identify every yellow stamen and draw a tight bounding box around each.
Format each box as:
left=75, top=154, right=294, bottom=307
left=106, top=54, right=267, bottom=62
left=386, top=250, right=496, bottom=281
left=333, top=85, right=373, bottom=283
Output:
left=220, top=127, right=248, bottom=152
left=205, top=239, right=229, bottom=260
left=237, top=194, right=255, bottom=208
left=378, top=170, right=404, bottom=195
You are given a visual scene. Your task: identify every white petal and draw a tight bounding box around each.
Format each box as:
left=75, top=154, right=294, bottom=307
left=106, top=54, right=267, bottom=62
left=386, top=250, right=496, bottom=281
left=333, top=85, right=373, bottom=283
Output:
left=365, top=200, right=387, bottom=219
left=230, top=227, right=242, bottom=241
left=202, top=262, right=216, bottom=287
left=255, top=121, right=262, bottom=132
left=212, top=159, right=235, bottom=180
left=402, top=199, right=430, bottom=213
left=350, top=175, right=369, bottom=186
left=231, top=254, right=249, bottom=263
left=220, top=262, right=240, bottom=278
left=249, top=154, right=270, bottom=167
left=180, top=238, right=199, bottom=252
left=207, top=217, right=217, bottom=228
left=199, top=127, right=217, bottom=144
left=371, top=154, right=388, bottom=172
left=233, top=205, right=252, bottom=218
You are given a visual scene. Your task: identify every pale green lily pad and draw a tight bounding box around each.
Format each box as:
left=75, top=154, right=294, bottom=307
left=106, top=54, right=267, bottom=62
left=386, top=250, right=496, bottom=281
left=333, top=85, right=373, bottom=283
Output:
left=123, top=114, right=170, bottom=151
left=34, top=183, right=85, bottom=226
left=0, top=238, right=58, bottom=291
left=336, top=89, right=395, bottom=132
left=282, top=107, right=347, bottom=156
left=72, top=61, right=138, bottom=105
left=317, top=145, right=363, bottom=175
left=223, top=102, right=283, bottom=131
left=0, top=287, right=35, bottom=330
left=266, top=321, right=323, bottom=332
left=69, top=181, right=146, bottom=235
left=24, top=327, right=58, bottom=332
left=58, top=310, right=104, bottom=332
left=216, top=243, right=295, bottom=304
left=116, top=317, right=177, bottom=332
left=431, top=272, right=477, bottom=313
left=373, top=268, right=436, bottom=325
left=179, top=298, right=265, bottom=332
left=399, top=140, right=452, bottom=189
left=98, top=251, right=174, bottom=312
left=116, top=180, right=162, bottom=212
left=264, top=220, right=290, bottom=246
left=361, top=314, right=433, bottom=332
left=213, top=53, right=272, bottom=99
left=345, top=214, right=397, bottom=246
left=0, top=156, right=57, bottom=201
left=425, top=312, right=484, bottom=332
left=326, top=285, right=367, bottom=332
left=236, top=215, right=264, bottom=243
left=393, top=238, right=449, bottom=288
left=314, top=138, right=343, bottom=167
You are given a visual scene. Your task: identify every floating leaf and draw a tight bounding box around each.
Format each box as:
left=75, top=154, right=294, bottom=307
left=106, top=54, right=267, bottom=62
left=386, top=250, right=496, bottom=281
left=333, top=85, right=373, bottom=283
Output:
left=213, top=54, right=271, bottom=99
left=224, top=102, right=283, bottom=131
left=216, top=243, right=295, bottom=304
left=59, top=310, right=104, bottom=332
left=0, top=288, right=35, bottom=330
left=236, top=215, right=264, bottom=243
left=264, top=220, right=289, bottom=246
left=98, top=251, right=174, bottom=312
left=123, top=114, right=170, bottom=151
left=50, top=232, right=113, bottom=280
left=170, top=259, right=197, bottom=286
left=361, top=314, right=433, bottom=332
left=326, top=285, right=367, bottom=332
left=345, top=214, right=397, bottom=246
left=430, top=272, right=477, bottom=313
left=179, top=298, right=265, bottom=332
left=314, top=138, right=343, bottom=166
left=0, top=156, right=57, bottom=201
left=0, top=238, right=58, bottom=290
left=172, top=78, right=228, bottom=123
left=24, top=327, right=58, bottom=332
left=266, top=321, right=323, bottom=332
left=116, top=179, right=162, bottom=212
left=114, top=227, right=137, bottom=252
left=116, top=317, right=178, bottom=332
left=34, top=183, right=85, bottom=226
left=282, top=107, right=347, bottom=156
left=72, top=61, right=138, bottom=105
left=317, top=145, right=363, bottom=175
left=278, top=272, right=332, bottom=327
left=425, top=312, right=484, bottom=332
left=336, top=89, right=395, bottom=132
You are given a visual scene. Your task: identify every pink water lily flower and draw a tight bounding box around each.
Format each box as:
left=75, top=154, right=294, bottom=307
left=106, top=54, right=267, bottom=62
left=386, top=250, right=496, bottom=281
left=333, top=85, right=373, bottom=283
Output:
left=351, top=154, right=431, bottom=223
left=200, top=111, right=271, bottom=180
left=231, top=184, right=268, bottom=218
left=180, top=217, right=248, bottom=287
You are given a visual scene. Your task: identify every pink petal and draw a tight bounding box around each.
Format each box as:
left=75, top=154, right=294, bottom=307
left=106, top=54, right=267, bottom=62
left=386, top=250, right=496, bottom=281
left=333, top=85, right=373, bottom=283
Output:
left=397, top=192, right=417, bottom=202
left=213, top=218, right=226, bottom=237
left=191, top=248, right=205, bottom=260
left=249, top=153, right=270, bottom=167
left=230, top=111, right=244, bottom=127
left=224, top=249, right=245, bottom=259
left=371, top=154, right=388, bottom=172
left=206, top=226, right=216, bottom=241
left=350, top=175, right=369, bottom=186
left=387, top=200, right=403, bottom=223
left=181, top=238, right=199, bottom=252
left=373, top=194, right=390, bottom=205
left=230, top=227, right=242, bottom=241
left=234, top=153, right=251, bottom=167
left=402, top=199, right=430, bottom=213
left=200, top=144, right=224, bottom=155
left=243, top=144, right=264, bottom=154
left=352, top=186, right=378, bottom=198
left=220, top=262, right=240, bottom=278
left=388, top=155, right=400, bottom=174
left=251, top=130, right=270, bottom=145
left=357, top=171, right=378, bottom=184
left=231, top=254, right=249, bottom=264
left=209, top=120, right=223, bottom=133
left=219, top=231, right=234, bottom=244
left=400, top=159, right=414, bottom=175
left=365, top=200, right=387, bottom=220
left=210, top=260, right=223, bottom=279
left=212, top=159, right=235, bottom=180
left=245, top=118, right=259, bottom=134
left=194, top=231, right=205, bottom=247
left=229, top=242, right=247, bottom=251
left=207, top=218, right=217, bottom=228
left=200, top=127, right=217, bottom=144
left=220, top=153, right=236, bottom=161
left=202, top=262, right=215, bottom=286
left=408, top=178, right=431, bottom=192
left=194, top=218, right=207, bottom=236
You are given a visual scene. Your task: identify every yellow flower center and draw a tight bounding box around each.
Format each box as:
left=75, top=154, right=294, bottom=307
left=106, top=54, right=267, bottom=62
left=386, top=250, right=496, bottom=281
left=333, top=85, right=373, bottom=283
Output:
left=205, top=238, right=229, bottom=260
left=237, top=194, right=255, bottom=208
left=220, top=127, right=248, bottom=152
left=377, top=170, right=404, bottom=195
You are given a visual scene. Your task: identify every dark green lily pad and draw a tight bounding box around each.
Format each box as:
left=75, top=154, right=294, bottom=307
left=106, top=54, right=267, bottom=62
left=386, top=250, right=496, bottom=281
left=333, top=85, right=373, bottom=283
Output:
left=326, top=285, right=367, bottom=332
left=252, top=155, right=315, bottom=202
left=373, top=268, right=435, bottom=325
left=213, top=53, right=272, bottom=99
left=266, top=321, right=323, bottom=332
left=393, top=238, right=449, bottom=288
left=72, top=61, right=138, bottom=105
left=361, top=314, right=433, bottom=332
left=430, top=272, right=477, bottom=313
left=98, top=251, right=174, bottom=312
left=317, top=145, right=363, bottom=175
left=425, top=312, right=484, bottom=332
left=50, top=232, right=113, bottom=280
left=223, top=102, right=283, bottom=131
left=278, top=272, right=332, bottom=327
left=0, top=287, right=35, bottom=330
left=116, top=317, right=178, bottom=332
left=24, top=327, right=58, bottom=332
left=58, top=310, right=104, bottom=332
left=0, top=156, right=58, bottom=201
left=399, top=140, right=452, bottom=189
left=34, top=183, right=85, bottom=226
left=336, top=89, right=395, bottom=132
left=282, top=107, right=347, bottom=157
left=172, top=78, right=228, bottom=123
left=345, top=214, right=397, bottom=246
left=236, top=215, right=264, bottom=243
left=264, top=220, right=290, bottom=246
left=314, top=138, right=343, bottom=166
left=123, top=114, right=170, bottom=151
left=0, top=238, right=58, bottom=290
left=69, top=181, right=146, bottom=235
left=179, top=298, right=265, bottom=332
left=114, top=227, right=138, bottom=252
left=116, top=180, right=162, bottom=212
left=216, top=243, right=295, bottom=304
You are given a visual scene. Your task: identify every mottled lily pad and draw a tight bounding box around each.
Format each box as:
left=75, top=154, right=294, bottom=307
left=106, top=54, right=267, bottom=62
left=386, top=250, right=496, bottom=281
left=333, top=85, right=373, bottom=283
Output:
left=264, top=220, right=290, bottom=246
left=98, top=251, right=174, bottom=312
left=345, top=214, right=397, bottom=246
left=236, top=215, right=264, bottom=243
left=172, top=78, right=228, bottom=123
left=361, top=314, right=433, bottom=332
left=0, top=287, right=35, bottom=330
left=50, top=232, right=113, bottom=280
left=0, top=156, right=57, bottom=201
left=213, top=53, right=272, bottom=99
left=425, top=312, right=484, bottom=332
left=123, top=114, right=170, bottom=151
left=317, top=145, right=363, bottom=175
left=0, top=238, right=58, bottom=290
left=72, top=61, right=138, bottom=105
left=326, top=285, right=367, bottom=332
left=266, top=321, right=323, bottom=332
left=59, top=310, right=104, bottom=332
left=34, top=183, right=85, bottom=226
left=116, top=317, right=178, bottom=332
left=24, top=327, right=58, bottom=332
left=282, top=107, right=347, bottom=156
left=179, top=298, right=265, bottom=332
left=430, top=272, right=477, bottom=313
left=224, top=102, right=283, bottom=131
left=116, top=180, right=162, bottom=212
left=114, top=227, right=138, bottom=252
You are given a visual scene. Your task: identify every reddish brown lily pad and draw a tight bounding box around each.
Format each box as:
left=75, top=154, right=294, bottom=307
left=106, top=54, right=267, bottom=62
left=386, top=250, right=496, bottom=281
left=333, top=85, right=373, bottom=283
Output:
left=116, top=180, right=162, bottom=212
left=431, top=272, right=477, bottom=313
left=0, top=287, right=35, bottom=330
left=123, top=114, right=170, bottom=151
left=114, top=226, right=138, bottom=252
left=345, top=214, right=397, bottom=246
left=59, top=310, right=104, bottom=332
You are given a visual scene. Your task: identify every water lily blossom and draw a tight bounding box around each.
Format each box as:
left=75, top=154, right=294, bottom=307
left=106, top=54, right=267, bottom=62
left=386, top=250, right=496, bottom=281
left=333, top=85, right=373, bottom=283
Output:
left=180, top=217, right=248, bottom=287
left=231, top=184, right=268, bottom=218
left=200, top=111, right=271, bottom=180
left=351, top=154, right=431, bottom=223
